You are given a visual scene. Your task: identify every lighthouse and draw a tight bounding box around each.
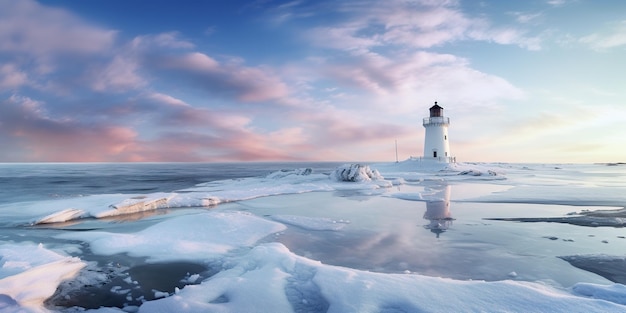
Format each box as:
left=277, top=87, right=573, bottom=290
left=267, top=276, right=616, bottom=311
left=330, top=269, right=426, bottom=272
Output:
left=423, top=102, right=452, bottom=162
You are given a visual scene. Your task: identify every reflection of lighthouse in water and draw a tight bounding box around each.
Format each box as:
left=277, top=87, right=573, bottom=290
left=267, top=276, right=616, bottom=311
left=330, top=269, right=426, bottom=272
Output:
left=423, top=184, right=453, bottom=238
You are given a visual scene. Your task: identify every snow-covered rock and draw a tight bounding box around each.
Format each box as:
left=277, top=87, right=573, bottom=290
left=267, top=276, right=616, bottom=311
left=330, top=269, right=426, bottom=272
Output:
left=330, top=164, right=383, bottom=182
left=458, top=169, right=498, bottom=176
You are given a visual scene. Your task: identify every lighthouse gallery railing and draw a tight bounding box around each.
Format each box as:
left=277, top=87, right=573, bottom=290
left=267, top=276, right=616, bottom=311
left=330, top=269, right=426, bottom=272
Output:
left=423, top=117, right=450, bottom=126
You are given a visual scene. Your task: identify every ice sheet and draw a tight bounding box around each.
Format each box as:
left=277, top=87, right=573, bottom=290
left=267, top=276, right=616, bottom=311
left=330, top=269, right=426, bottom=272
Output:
left=135, top=243, right=626, bottom=313
left=57, top=211, right=287, bottom=262
left=3, top=162, right=626, bottom=312
left=0, top=243, right=85, bottom=308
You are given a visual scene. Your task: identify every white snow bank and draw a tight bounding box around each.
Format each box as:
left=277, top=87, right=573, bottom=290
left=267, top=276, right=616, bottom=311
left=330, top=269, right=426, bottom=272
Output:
left=0, top=243, right=85, bottom=308
left=97, top=193, right=176, bottom=218
left=36, top=208, right=85, bottom=224
left=374, top=159, right=506, bottom=181
left=573, top=283, right=626, bottom=305
left=57, top=211, right=286, bottom=262
left=136, top=243, right=626, bottom=313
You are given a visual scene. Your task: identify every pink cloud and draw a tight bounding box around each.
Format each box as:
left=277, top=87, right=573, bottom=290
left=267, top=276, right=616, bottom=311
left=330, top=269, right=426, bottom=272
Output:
left=129, top=131, right=302, bottom=162
left=155, top=52, right=289, bottom=102
left=142, top=92, right=252, bottom=129
left=0, top=64, right=28, bottom=90
left=0, top=95, right=139, bottom=162
left=89, top=55, right=145, bottom=92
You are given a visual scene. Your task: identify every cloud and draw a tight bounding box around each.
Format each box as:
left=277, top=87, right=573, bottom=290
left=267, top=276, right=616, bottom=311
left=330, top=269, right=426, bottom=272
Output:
left=0, top=0, right=120, bottom=95
left=546, top=0, right=567, bottom=7
left=134, top=130, right=299, bottom=162
left=87, top=31, right=197, bottom=93
left=0, top=95, right=138, bottom=162
left=0, top=0, right=116, bottom=56
left=89, top=55, right=145, bottom=92
left=580, top=20, right=626, bottom=50
left=512, top=12, right=543, bottom=24
left=0, top=92, right=296, bottom=162
left=142, top=92, right=252, bottom=129
left=319, top=51, right=523, bottom=109
left=0, top=64, right=28, bottom=90
left=152, top=52, right=289, bottom=102
left=273, top=103, right=418, bottom=160
left=323, top=51, right=459, bottom=93
left=150, top=32, right=195, bottom=49
left=306, top=0, right=541, bottom=51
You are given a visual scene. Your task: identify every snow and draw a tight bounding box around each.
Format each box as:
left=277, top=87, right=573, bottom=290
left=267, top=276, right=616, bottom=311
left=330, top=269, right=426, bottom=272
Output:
left=0, top=243, right=85, bottom=309
left=573, top=283, right=626, bottom=305
left=133, top=243, right=626, bottom=313
left=36, top=209, right=85, bottom=224
left=3, top=162, right=626, bottom=312
left=23, top=165, right=393, bottom=225
left=58, top=211, right=287, bottom=262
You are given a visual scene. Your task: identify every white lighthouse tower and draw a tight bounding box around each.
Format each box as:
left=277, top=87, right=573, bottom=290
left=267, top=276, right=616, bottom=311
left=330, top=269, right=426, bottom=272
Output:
left=423, top=102, right=452, bottom=163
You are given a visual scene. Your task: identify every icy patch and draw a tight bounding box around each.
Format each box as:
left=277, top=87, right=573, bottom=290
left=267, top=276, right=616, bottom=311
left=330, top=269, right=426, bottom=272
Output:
left=271, top=215, right=349, bottom=231
left=0, top=243, right=85, bottom=307
left=330, top=164, right=383, bottom=182
left=57, top=211, right=287, bottom=262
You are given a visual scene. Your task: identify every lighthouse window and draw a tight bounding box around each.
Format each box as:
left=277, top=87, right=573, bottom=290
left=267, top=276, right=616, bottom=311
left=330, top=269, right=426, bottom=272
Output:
left=433, top=151, right=437, bottom=158
left=444, top=135, right=447, bottom=140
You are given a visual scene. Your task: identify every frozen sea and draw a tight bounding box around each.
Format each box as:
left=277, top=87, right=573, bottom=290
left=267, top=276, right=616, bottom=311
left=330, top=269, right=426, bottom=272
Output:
left=1, top=161, right=626, bottom=312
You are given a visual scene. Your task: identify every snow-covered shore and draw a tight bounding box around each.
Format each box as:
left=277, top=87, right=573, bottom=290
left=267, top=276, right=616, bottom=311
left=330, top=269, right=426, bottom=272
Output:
left=2, top=161, right=626, bottom=312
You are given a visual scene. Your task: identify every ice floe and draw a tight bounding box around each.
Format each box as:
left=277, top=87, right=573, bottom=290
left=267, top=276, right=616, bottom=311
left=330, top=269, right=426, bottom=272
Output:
left=0, top=243, right=85, bottom=309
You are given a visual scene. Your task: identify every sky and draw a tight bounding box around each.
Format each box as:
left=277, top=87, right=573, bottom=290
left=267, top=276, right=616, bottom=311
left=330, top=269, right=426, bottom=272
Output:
left=0, top=0, right=625, bottom=163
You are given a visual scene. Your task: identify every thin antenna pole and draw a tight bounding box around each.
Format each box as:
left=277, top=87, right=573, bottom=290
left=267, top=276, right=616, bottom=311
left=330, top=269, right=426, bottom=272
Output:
left=395, top=140, right=399, bottom=163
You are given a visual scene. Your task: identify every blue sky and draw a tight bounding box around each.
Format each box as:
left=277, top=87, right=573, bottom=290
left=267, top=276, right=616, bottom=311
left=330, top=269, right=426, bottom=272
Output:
left=1, top=0, right=625, bottom=163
